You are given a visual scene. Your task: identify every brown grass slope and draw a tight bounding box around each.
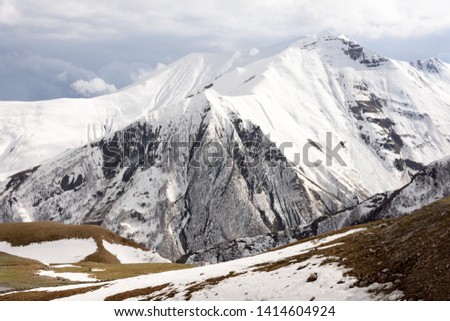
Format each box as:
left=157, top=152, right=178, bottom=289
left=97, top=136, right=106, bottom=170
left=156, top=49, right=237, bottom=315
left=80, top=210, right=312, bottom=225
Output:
left=0, top=221, right=147, bottom=264
left=0, top=252, right=191, bottom=295
left=79, top=196, right=450, bottom=301
left=51, top=262, right=192, bottom=282
left=0, top=252, right=76, bottom=291
left=0, top=221, right=145, bottom=248
left=0, top=222, right=193, bottom=296
left=0, top=285, right=105, bottom=301
left=261, top=195, right=450, bottom=300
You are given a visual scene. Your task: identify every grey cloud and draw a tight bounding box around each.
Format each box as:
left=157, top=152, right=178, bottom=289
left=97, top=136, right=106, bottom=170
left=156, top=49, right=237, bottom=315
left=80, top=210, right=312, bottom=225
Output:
left=0, top=51, right=164, bottom=100
left=355, top=33, right=450, bottom=63
left=1, top=0, right=449, bottom=101
left=0, top=53, right=95, bottom=100
left=4, top=0, right=450, bottom=42
left=98, top=61, right=156, bottom=89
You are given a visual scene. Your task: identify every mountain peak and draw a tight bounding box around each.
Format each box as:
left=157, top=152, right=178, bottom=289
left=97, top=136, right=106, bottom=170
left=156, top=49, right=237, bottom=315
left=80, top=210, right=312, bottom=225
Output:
left=314, top=29, right=340, bottom=38
left=410, top=58, right=445, bottom=74
left=293, top=31, right=388, bottom=69
left=305, top=30, right=353, bottom=43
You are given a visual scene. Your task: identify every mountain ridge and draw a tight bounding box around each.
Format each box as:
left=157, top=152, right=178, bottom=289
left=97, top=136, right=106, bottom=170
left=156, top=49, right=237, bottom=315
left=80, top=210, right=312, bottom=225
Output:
left=1, top=31, right=450, bottom=262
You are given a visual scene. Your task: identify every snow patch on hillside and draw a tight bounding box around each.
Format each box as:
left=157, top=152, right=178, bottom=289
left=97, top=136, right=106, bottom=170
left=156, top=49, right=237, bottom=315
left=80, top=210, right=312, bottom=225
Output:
left=0, top=238, right=97, bottom=264
left=102, top=241, right=171, bottom=263
left=43, top=227, right=405, bottom=301
left=37, top=270, right=97, bottom=282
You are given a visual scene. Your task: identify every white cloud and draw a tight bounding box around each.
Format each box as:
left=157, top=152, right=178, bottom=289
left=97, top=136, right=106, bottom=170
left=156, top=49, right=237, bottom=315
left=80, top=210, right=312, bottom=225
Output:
left=71, top=77, right=117, bottom=97
left=0, top=0, right=21, bottom=26
left=0, top=53, right=99, bottom=100
left=155, top=62, right=166, bottom=71
left=0, top=52, right=155, bottom=100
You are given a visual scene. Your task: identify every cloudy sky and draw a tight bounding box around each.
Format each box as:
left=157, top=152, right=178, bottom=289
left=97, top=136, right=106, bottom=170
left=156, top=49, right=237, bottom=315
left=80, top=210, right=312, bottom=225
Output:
left=1, top=0, right=450, bottom=101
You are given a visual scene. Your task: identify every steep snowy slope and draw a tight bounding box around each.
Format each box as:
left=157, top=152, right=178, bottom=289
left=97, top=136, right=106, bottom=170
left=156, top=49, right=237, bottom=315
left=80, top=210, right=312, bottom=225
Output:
left=2, top=31, right=449, bottom=190
left=0, top=43, right=289, bottom=181
left=1, top=31, right=450, bottom=262
left=206, top=32, right=450, bottom=195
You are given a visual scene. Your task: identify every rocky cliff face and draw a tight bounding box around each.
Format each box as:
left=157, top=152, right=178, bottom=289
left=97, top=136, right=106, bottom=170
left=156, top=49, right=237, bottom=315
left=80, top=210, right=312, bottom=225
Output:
left=1, top=94, right=352, bottom=261
left=318, top=156, right=450, bottom=231
left=181, top=156, right=450, bottom=265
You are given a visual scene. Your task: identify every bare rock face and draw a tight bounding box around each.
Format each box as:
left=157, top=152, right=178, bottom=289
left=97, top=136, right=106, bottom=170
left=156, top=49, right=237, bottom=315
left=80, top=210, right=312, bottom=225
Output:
left=181, top=157, right=450, bottom=265
left=0, top=98, right=345, bottom=262
left=298, top=156, right=450, bottom=236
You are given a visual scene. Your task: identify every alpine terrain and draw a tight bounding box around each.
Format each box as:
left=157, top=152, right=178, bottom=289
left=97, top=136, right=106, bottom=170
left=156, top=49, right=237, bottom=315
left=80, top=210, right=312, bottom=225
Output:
left=2, top=195, right=449, bottom=300
left=1, top=31, right=450, bottom=264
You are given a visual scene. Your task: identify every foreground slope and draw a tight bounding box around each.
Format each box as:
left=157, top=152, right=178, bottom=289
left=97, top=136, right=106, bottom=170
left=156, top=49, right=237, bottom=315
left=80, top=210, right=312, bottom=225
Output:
left=2, top=195, right=448, bottom=301
left=0, top=222, right=193, bottom=293
left=1, top=32, right=450, bottom=262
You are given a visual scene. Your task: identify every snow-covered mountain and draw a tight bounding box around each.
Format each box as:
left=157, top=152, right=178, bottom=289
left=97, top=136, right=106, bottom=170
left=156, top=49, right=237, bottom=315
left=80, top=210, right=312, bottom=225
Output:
left=1, top=31, right=450, bottom=262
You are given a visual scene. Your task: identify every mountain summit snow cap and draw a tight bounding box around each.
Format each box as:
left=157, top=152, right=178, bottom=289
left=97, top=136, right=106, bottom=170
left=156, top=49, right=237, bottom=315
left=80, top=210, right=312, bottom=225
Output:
left=410, top=58, right=446, bottom=74
left=291, top=30, right=389, bottom=69
left=301, top=30, right=352, bottom=42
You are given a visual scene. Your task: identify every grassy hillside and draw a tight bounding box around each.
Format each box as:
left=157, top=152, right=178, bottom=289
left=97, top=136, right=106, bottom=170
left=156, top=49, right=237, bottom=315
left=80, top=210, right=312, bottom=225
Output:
left=0, top=221, right=146, bottom=264
left=0, top=252, right=75, bottom=291
left=0, top=222, right=193, bottom=294
left=0, top=250, right=191, bottom=294
left=0, top=221, right=144, bottom=248
left=270, top=195, right=450, bottom=300
left=50, top=262, right=192, bottom=281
